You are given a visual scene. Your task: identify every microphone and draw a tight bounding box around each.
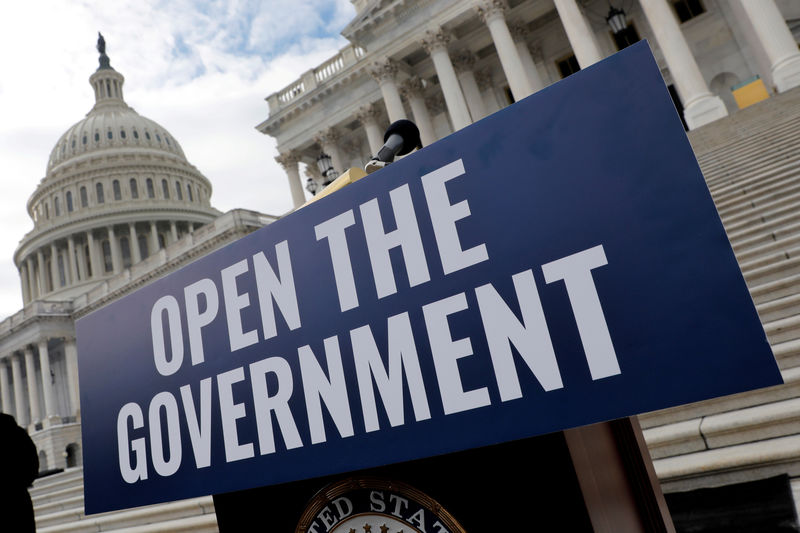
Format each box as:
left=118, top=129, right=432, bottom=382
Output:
left=365, top=119, right=422, bottom=174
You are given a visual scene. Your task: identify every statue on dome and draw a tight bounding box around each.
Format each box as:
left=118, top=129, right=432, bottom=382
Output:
left=97, top=32, right=111, bottom=70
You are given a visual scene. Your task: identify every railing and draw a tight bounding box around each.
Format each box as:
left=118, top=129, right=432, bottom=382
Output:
left=0, top=300, right=73, bottom=335
left=268, top=43, right=367, bottom=113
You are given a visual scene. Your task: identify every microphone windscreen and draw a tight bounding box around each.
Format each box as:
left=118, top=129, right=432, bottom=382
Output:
left=384, top=120, right=422, bottom=155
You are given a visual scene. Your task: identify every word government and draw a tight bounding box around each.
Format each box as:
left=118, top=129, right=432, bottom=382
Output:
left=116, top=159, right=622, bottom=483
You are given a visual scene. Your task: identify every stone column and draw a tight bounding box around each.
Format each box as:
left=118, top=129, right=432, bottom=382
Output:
left=67, top=235, right=79, bottom=283
left=477, top=1, right=533, bottom=99
left=26, top=257, right=37, bottom=300
left=19, top=263, right=30, bottom=304
left=401, top=77, right=437, bottom=147
left=738, top=0, right=800, bottom=92
left=356, top=104, right=385, bottom=156
left=36, top=249, right=47, bottom=294
left=639, top=0, right=728, bottom=129
left=552, top=0, right=603, bottom=68
left=11, top=353, right=27, bottom=425
left=150, top=221, right=160, bottom=252
left=453, top=50, right=488, bottom=121
left=509, top=22, right=545, bottom=92
left=50, top=243, right=60, bottom=290
left=315, top=129, right=344, bottom=178
left=422, top=29, right=472, bottom=131
left=38, top=340, right=58, bottom=427
left=87, top=231, right=100, bottom=279
left=275, top=151, right=305, bottom=208
left=108, top=226, right=122, bottom=274
left=370, top=58, right=406, bottom=123
left=129, top=223, right=141, bottom=263
left=170, top=221, right=179, bottom=243
left=24, top=347, right=40, bottom=426
left=64, top=338, right=80, bottom=419
left=0, top=359, right=11, bottom=415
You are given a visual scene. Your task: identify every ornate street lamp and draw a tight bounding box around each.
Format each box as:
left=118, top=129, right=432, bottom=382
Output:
left=606, top=4, right=628, bottom=35
left=316, top=152, right=335, bottom=186
left=306, top=176, right=319, bottom=195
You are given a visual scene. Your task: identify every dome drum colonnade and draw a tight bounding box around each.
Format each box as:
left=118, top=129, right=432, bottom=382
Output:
left=0, top=36, right=221, bottom=470
left=265, top=0, right=800, bottom=208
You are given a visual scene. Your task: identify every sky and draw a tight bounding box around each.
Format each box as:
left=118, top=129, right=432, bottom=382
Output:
left=0, top=0, right=356, bottom=319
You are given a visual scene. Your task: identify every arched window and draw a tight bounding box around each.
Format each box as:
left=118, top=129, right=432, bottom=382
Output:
left=66, top=191, right=73, bottom=212
left=146, top=178, right=155, bottom=198
left=80, top=186, right=88, bottom=207
left=120, top=237, right=132, bottom=268
left=130, top=179, right=139, bottom=199
left=138, top=234, right=149, bottom=260
left=161, top=179, right=170, bottom=199
left=102, top=240, right=113, bottom=272
left=175, top=180, right=183, bottom=200
left=96, top=183, right=105, bottom=204
left=113, top=180, right=122, bottom=201
left=54, top=196, right=61, bottom=216
left=65, top=443, right=80, bottom=468
left=187, top=184, right=193, bottom=202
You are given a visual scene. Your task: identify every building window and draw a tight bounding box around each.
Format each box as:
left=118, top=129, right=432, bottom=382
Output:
left=54, top=196, right=61, bottom=216
left=557, top=54, right=581, bottom=78
left=45, top=203, right=49, bottom=219
left=175, top=180, right=183, bottom=200
left=94, top=132, right=100, bottom=142
left=146, top=178, right=155, bottom=198
left=161, top=179, right=170, bottom=199
left=130, top=179, right=139, bottom=199
left=672, top=0, right=705, bottom=23
left=57, top=253, right=66, bottom=287
left=138, top=234, right=149, bottom=259
left=120, top=129, right=126, bottom=139
left=113, top=180, right=122, bottom=201
left=80, top=186, right=88, bottom=208
left=96, top=183, right=105, bottom=204
left=612, top=23, right=641, bottom=50
left=133, top=129, right=139, bottom=139
left=107, top=130, right=113, bottom=140
left=66, top=191, right=73, bottom=212
left=120, top=237, right=132, bottom=268
left=84, top=244, right=92, bottom=277
left=102, top=240, right=113, bottom=272
left=187, top=184, right=193, bottom=202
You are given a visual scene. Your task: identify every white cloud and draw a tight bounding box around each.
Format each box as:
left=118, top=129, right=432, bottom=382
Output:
left=0, top=0, right=355, bottom=319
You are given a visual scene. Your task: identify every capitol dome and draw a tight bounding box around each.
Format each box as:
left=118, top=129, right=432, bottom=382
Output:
left=14, top=35, right=220, bottom=303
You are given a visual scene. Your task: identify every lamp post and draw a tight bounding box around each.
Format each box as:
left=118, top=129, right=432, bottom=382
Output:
left=305, top=177, right=319, bottom=195
left=316, top=152, right=336, bottom=187
left=606, top=4, right=627, bottom=35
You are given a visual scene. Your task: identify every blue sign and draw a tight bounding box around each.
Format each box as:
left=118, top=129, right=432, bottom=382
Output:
left=77, top=42, right=781, bottom=514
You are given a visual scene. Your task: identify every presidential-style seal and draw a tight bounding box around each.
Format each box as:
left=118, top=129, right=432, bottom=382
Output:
left=295, top=478, right=466, bottom=533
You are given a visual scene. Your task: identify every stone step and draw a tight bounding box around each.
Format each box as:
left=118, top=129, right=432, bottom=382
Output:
left=738, top=245, right=800, bottom=273
left=32, top=469, right=84, bottom=493
left=743, top=255, right=800, bottom=287
left=727, top=209, right=800, bottom=245
left=764, top=314, right=800, bottom=345
left=756, top=293, right=800, bottom=323
left=734, top=228, right=800, bottom=264
left=32, top=484, right=84, bottom=506
left=702, top=141, right=800, bottom=184
left=718, top=183, right=800, bottom=226
left=36, top=496, right=217, bottom=533
left=712, top=166, right=800, bottom=209
left=749, top=272, right=800, bottom=304
left=35, top=495, right=85, bottom=519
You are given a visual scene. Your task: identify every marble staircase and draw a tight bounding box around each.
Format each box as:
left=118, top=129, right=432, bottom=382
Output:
left=640, top=86, right=800, bottom=499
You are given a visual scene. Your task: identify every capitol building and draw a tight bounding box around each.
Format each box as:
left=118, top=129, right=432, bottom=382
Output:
left=4, top=0, right=800, bottom=531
